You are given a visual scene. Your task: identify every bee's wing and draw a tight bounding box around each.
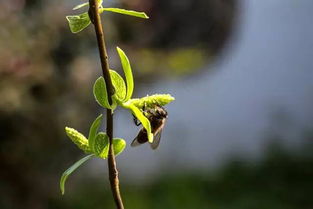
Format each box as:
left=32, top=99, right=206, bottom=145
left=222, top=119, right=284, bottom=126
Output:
left=131, top=137, right=141, bottom=147
left=132, top=114, right=141, bottom=126
left=150, top=130, right=162, bottom=150
left=150, top=118, right=166, bottom=150
left=131, top=128, right=148, bottom=147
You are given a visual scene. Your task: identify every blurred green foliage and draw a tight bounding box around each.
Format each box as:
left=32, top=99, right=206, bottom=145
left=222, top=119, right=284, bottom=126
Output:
left=46, top=141, right=312, bottom=209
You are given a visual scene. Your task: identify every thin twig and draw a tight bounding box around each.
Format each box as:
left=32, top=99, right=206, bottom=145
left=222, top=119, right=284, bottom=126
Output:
left=88, top=1, right=124, bottom=208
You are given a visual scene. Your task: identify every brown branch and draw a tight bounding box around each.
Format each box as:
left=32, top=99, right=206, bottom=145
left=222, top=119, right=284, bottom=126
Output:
left=88, top=1, right=124, bottom=209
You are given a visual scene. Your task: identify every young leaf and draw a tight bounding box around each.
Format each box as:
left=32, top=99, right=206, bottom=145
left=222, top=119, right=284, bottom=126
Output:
left=100, top=8, right=149, bottom=19
left=60, top=154, right=95, bottom=195
left=110, top=70, right=126, bottom=102
left=113, top=138, right=126, bottom=156
left=66, top=12, right=91, bottom=33
left=97, top=0, right=103, bottom=6
left=123, top=103, right=153, bottom=143
left=65, top=127, right=91, bottom=153
left=88, top=114, right=103, bottom=152
left=72, top=0, right=102, bottom=10
left=116, top=47, right=134, bottom=102
left=73, top=2, right=89, bottom=10
left=94, top=132, right=109, bottom=159
left=93, top=77, right=110, bottom=109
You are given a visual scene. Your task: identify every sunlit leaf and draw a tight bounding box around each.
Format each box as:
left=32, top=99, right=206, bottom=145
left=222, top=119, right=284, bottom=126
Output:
left=88, top=114, right=103, bottom=152
left=94, top=132, right=109, bottom=158
left=73, top=2, right=89, bottom=10
left=65, top=127, right=91, bottom=153
left=93, top=76, right=117, bottom=110
left=116, top=47, right=134, bottom=102
left=97, top=0, right=103, bottom=6
left=66, top=12, right=91, bottom=33
left=72, top=0, right=103, bottom=10
left=93, top=77, right=110, bottom=108
left=60, top=154, right=95, bottom=195
left=113, top=138, right=126, bottom=156
left=110, top=70, right=126, bottom=102
left=123, top=103, right=153, bottom=143
left=100, top=8, right=149, bottom=19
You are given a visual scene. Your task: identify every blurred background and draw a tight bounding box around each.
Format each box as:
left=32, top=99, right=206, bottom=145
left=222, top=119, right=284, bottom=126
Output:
left=1, top=0, right=312, bottom=208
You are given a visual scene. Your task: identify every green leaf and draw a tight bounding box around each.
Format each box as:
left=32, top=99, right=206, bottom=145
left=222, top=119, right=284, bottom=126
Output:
left=94, top=132, right=109, bottom=158
left=72, top=0, right=103, bottom=10
left=60, top=154, right=94, bottom=195
left=93, top=77, right=117, bottom=110
left=123, top=103, right=153, bottom=143
left=116, top=47, right=134, bottom=102
left=88, top=114, right=103, bottom=152
left=65, top=127, right=91, bottom=153
left=128, top=94, right=175, bottom=109
left=113, top=138, right=126, bottom=156
left=97, top=0, right=103, bottom=6
left=66, top=12, right=91, bottom=33
left=110, top=70, right=126, bottom=102
left=100, top=8, right=149, bottom=19
left=93, top=77, right=110, bottom=108
left=73, top=2, right=89, bottom=10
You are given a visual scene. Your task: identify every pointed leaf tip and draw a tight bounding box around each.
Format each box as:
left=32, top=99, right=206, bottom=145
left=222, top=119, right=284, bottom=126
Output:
left=100, top=8, right=149, bottom=19
left=73, top=2, right=89, bottom=10
left=88, top=114, right=103, bottom=152
left=123, top=104, right=152, bottom=142
left=60, top=154, right=94, bottom=195
left=116, top=47, right=134, bottom=102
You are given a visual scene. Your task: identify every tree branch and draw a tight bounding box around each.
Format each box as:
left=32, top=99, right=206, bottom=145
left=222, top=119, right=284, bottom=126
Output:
left=88, top=1, right=124, bottom=208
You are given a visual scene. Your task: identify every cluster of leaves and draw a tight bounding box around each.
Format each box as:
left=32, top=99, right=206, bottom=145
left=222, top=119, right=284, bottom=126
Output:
left=93, top=46, right=174, bottom=144
left=60, top=0, right=174, bottom=195
left=60, top=114, right=125, bottom=195
left=66, top=0, right=149, bottom=33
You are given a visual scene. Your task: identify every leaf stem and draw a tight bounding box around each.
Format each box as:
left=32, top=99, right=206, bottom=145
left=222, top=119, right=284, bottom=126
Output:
left=88, top=1, right=124, bottom=209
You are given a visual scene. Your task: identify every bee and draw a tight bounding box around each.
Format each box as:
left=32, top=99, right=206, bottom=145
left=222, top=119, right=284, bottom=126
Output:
left=131, top=104, right=168, bottom=150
